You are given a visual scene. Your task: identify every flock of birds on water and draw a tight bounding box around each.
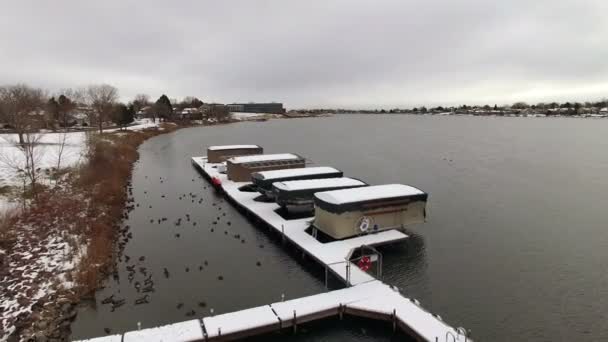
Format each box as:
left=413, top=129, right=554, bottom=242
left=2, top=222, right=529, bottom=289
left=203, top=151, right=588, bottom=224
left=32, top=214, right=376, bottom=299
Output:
left=98, top=174, right=267, bottom=334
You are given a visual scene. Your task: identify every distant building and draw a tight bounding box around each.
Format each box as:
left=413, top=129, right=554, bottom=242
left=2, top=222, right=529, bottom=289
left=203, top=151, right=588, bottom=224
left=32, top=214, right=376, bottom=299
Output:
left=199, top=103, right=227, bottom=116
left=227, top=102, right=285, bottom=114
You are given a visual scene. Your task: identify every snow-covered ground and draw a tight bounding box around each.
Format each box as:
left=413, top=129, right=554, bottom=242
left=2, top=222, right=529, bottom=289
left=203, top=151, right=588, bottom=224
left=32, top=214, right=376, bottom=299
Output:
left=0, top=119, right=161, bottom=341
left=106, top=119, right=159, bottom=132
left=0, top=131, right=86, bottom=187
left=1, top=222, right=85, bottom=341
left=0, top=119, right=159, bottom=210
left=230, top=112, right=267, bottom=120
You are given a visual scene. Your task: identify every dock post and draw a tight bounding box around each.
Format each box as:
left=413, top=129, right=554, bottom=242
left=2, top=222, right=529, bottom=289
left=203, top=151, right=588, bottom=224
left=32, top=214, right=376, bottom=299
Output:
left=218, top=327, right=221, bottom=337
left=281, top=224, right=285, bottom=243
left=293, top=310, right=297, bottom=334
left=339, top=303, right=343, bottom=320
left=392, top=309, right=397, bottom=332
left=324, top=265, right=328, bottom=290
left=345, top=263, right=351, bottom=286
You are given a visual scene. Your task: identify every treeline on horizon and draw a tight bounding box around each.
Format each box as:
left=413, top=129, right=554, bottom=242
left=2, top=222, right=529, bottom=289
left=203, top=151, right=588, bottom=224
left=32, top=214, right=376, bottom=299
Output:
left=0, top=83, right=228, bottom=142
left=295, top=99, right=608, bottom=115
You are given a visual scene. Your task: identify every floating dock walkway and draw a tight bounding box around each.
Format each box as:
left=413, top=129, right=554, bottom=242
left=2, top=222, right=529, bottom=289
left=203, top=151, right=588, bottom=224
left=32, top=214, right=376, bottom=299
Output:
left=78, top=157, right=470, bottom=342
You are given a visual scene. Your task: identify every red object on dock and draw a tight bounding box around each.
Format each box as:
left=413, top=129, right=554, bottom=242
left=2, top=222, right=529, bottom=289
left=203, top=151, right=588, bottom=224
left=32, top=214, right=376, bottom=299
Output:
left=357, top=256, right=371, bottom=271
left=212, top=177, right=222, bottom=186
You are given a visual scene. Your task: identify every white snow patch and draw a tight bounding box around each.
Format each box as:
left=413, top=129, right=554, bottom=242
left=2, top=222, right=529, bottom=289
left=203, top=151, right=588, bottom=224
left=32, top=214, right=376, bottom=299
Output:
left=273, top=177, right=366, bottom=191
left=105, top=119, right=159, bottom=132
left=0, top=131, right=86, bottom=188
left=230, top=112, right=267, bottom=120
left=122, top=319, right=203, bottom=342
left=227, top=153, right=300, bottom=164
left=208, top=144, right=260, bottom=151
left=203, top=306, right=278, bottom=337
left=253, top=166, right=339, bottom=180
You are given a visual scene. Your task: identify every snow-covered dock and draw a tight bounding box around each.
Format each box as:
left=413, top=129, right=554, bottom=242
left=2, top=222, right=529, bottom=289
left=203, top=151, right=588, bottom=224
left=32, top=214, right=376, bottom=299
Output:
left=78, top=281, right=468, bottom=342
left=76, top=156, right=470, bottom=342
left=192, top=156, right=408, bottom=286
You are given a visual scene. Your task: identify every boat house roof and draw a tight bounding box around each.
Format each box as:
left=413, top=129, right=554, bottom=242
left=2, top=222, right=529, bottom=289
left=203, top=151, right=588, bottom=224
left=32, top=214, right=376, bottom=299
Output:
left=228, top=153, right=302, bottom=165
left=274, top=177, right=366, bottom=192
left=208, top=144, right=261, bottom=151
left=314, top=184, right=427, bottom=213
left=253, top=167, right=340, bottom=181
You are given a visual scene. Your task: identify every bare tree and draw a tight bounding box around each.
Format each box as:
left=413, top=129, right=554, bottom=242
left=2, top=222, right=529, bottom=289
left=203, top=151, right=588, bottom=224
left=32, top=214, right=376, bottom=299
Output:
left=132, top=93, right=153, bottom=122
left=50, top=89, right=80, bottom=129
left=0, top=84, right=46, bottom=144
left=0, top=132, right=46, bottom=201
left=208, top=105, right=231, bottom=122
left=132, top=94, right=150, bottom=112
left=54, top=131, right=69, bottom=170
left=85, top=84, right=118, bottom=133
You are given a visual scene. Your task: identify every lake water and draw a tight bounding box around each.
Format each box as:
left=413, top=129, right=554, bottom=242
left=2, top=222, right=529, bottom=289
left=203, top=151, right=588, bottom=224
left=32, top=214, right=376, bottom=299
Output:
left=70, top=115, right=608, bottom=341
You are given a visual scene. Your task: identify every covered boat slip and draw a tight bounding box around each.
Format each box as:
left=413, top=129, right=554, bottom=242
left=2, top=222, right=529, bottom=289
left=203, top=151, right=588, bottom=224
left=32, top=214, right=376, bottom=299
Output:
left=226, top=153, right=306, bottom=182
left=251, top=166, right=343, bottom=197
left=274, top=177, right=368, bottom=212
left=186, top=157, right=469, bottom=341
left=206, top=144, right=263, bottom=163
left=81, top=159, right=469, bottom=341
left=313, top=184, right=428, bottom=240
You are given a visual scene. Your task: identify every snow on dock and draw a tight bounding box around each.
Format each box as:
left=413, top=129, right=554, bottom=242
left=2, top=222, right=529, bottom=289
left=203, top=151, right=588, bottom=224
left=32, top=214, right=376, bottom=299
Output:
left=122, top=320, right=204, bottom=342
left=253, top=166, right=340, bottom=180
left=227, top=153, right=300, bottom=164
left=76, top=281, right=468, bottom=341
left=75, top=157, right=469, bottom=342
left=191, top=157, right=468, bottom=340
left=207, top=144, right=260, bottom=151
left=76, top=335, right=123, bottom=342
left=315, top=183, right=426, bottom=205
left=273, top=177, right=366, bottom=191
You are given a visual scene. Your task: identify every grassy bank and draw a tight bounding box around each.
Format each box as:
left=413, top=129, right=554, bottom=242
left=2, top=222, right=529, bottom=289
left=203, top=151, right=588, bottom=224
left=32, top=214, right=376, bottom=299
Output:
left=1, top=123, right=180, bottom=341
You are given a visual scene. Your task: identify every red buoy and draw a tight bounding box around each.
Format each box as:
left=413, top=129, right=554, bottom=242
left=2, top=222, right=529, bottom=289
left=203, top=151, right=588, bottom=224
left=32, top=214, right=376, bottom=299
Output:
left=211, top=177, right=222, bottom=186
left=357, top=255, right=371, bottom=271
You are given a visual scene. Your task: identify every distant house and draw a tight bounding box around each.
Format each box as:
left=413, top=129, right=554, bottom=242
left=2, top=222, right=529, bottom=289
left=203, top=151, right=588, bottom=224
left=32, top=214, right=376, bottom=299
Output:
left=227, top=102, right=285, bottom=114
left=135, top=106, right=152, bottom=120
left=72, top=112, right=90, bottom=126
left=177, top=107, right=202, bottom=120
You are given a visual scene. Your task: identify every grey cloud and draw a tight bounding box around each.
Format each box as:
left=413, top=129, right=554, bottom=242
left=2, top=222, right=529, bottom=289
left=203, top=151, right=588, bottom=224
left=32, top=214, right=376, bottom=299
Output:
left=1, top=0, right=607, bottom=108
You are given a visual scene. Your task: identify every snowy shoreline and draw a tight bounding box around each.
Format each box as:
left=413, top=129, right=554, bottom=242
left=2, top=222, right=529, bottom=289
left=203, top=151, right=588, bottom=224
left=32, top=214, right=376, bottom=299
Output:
left=0, top=119, right=165, bottom=342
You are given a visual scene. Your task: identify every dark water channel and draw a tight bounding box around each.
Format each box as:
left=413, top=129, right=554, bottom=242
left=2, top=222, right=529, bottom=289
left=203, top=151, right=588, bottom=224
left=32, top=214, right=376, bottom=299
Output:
left=71, top=115, right=608, bottom=341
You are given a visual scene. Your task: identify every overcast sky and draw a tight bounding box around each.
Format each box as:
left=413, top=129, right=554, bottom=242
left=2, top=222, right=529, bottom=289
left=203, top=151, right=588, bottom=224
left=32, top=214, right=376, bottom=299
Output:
left=2, top=0, right=608, bottom=108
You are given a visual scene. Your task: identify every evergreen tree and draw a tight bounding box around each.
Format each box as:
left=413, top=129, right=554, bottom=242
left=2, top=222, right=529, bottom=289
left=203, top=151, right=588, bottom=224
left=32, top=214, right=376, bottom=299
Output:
left=112, top=104, right=135, bottom=129
left=57, top=94, right=75, bottom=128
left=155, top=94, right=173, bottom=121
left=46, top=97, right=59, bottom=122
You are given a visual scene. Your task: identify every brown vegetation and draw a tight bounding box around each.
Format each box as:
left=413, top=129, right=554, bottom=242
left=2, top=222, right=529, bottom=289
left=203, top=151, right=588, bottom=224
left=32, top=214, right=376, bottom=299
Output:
left=1, top=123, right=180, bottom=340
left=74, top=124, right=178, bottom=295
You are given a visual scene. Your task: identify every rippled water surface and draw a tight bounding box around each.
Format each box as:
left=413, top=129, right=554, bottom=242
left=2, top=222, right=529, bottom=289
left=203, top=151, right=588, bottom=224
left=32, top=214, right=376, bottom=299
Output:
left=71, top=115, right=608, bottom=341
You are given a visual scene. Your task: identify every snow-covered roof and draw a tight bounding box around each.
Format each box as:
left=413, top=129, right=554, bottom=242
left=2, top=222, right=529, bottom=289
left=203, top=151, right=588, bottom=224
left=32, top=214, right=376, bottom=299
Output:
left=274, top=177, right=365, bottom=191
left=208, top=145, right=261, bottom=151
left=228, top=153, right=301, bottom=164
left=255, top=167, right=339, bottom=180
left=315, top=184, right=425, bottom=205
